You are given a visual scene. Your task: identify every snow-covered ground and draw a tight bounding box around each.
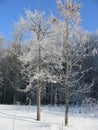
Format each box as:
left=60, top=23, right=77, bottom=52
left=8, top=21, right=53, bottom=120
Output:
left=0, top=105, right=98, bottom=130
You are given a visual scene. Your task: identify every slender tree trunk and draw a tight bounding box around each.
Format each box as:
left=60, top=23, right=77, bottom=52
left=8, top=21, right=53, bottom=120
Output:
left=65, top=20, right=70, bottom=126
left=54, top=87, right=57, bottom=105
left=37, top=44, right=41, bottom=121
left=37, top=79, right=41, bottom=120
left=13, top=87, right=16, bottom=105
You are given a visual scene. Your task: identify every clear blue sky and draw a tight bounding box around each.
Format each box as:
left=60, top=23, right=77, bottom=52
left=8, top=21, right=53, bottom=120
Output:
left=0, top=0, right=98, bottom=41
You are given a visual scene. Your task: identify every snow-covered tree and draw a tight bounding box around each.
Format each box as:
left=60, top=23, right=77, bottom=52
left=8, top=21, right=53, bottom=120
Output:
left=14, top=10, right=63, bottom=121
left=56, top=0, right=92, bottom=126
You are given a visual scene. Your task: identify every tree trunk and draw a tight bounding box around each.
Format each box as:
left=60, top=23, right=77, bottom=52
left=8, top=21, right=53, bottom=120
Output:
left=13, top=88, right=16, bottom=105
left=37, top=44, right=41, bottom=121
left=37, top=79, right=41, bottom=120
left=65, top=20, right=70, bottom=126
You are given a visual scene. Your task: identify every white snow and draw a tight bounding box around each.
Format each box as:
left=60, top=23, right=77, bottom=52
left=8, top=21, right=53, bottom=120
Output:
left=0, top=105, right=98, bottom=130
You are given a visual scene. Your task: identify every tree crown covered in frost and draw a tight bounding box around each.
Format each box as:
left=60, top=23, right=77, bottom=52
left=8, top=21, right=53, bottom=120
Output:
left=13, top=0, right=94, bottom=93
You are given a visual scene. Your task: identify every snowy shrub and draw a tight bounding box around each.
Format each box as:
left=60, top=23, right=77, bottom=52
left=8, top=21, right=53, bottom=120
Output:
left=81, top=98, right=98, bottom=114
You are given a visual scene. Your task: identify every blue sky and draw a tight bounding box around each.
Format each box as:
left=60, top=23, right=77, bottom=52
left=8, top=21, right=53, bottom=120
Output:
left=0, top=0, right=98, bottom=41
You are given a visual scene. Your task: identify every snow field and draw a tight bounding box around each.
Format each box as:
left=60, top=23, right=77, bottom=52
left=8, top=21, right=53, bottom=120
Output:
left=0, top=105, right=97, bottom=130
